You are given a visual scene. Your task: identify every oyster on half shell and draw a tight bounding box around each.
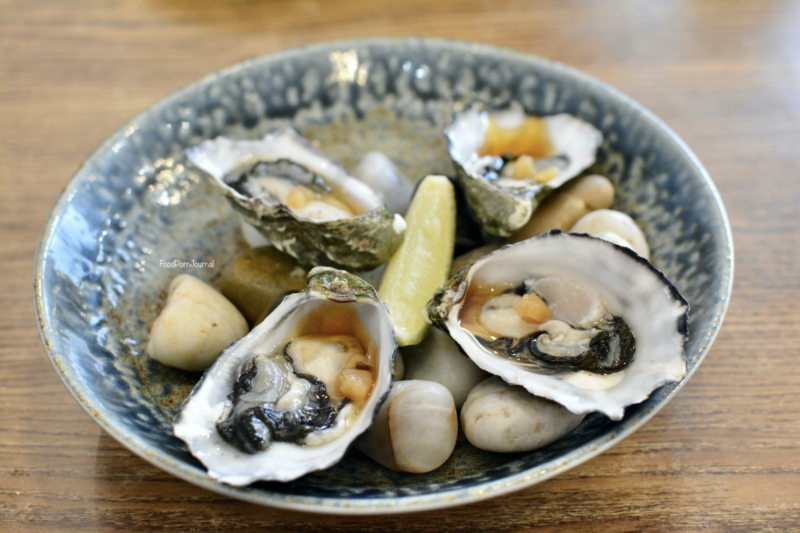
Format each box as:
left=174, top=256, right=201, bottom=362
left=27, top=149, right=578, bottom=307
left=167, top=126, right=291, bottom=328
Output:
left=426, top=231, right=688, bottom=420
left=173, top=268, right=397, bottom=485
left=446, top=104, right=602, bottom=237
left=186, top=129, right=406, bottom=271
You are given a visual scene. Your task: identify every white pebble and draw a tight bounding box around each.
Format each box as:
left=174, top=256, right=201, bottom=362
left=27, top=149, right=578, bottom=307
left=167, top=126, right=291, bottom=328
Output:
left=460, top=377, right=584, bottom=453
left=353, top=151, right=415, bottom=215
left=239, top=218, right=271, bottom=248
left=147, top=275, right=248, bottom=371
left=401, top=328, right=489, bottom=408
left=356, top=380, right=457, bottom=473
left=570, top=209, right=650, bottom=259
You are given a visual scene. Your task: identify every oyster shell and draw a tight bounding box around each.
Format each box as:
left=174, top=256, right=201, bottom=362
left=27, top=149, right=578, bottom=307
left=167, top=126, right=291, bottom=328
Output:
left=186, top=129, right=406, bottom=271
left=173, top=268, right=397, bottom=485
left=446, top=104, right=602, bottom=237
left=426, top=231, right=688, bottom=420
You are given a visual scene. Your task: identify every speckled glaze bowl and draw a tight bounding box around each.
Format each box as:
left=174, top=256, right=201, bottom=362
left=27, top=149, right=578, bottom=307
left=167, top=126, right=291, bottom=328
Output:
left=34, top=38, right=733, bottom=514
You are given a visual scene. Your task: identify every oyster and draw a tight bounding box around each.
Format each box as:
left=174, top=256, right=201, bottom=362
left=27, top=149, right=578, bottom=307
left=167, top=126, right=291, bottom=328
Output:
left=426, top=231, right=688, bottom=420
left=186, top=129, right=406, bottom=271
left=173, top=267, right=396, bottom=485
left=446, top=104, right=602, bottom=237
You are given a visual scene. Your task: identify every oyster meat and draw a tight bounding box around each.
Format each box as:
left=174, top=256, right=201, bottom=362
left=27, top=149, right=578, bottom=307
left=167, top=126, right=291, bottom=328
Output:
left=173, top=268, right=396, bottom=485
left=427, top=231, right=688, bottom=420
left=446, top=103, right=602, bottom=237
left=186, top=129, right=406, bottom=271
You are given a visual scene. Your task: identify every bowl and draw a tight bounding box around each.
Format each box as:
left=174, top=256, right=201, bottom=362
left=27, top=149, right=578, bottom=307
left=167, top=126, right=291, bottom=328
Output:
left=34, top=38, right=733, bottom=514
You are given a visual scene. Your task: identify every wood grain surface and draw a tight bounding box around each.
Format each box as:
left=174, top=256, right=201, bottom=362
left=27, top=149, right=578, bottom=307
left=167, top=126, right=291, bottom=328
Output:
left=2, top=0, right=800, bottom=531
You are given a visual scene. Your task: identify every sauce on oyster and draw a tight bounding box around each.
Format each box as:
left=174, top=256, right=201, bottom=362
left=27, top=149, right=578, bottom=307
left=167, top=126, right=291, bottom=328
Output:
left=479, top=115, right=555, bottom=159
left=458, top=276, right=636, bottom=376
left=216, top=302, right=378, bottom=454
left=478, top=113, right=562, bottom=187
left=227, top=160, right=365, bottom=221
left=476, top=116, right=562, bottom=189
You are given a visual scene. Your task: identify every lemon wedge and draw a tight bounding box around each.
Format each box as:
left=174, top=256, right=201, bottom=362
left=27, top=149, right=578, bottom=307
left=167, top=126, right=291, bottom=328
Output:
left=379, top=175, right=456, bottom=346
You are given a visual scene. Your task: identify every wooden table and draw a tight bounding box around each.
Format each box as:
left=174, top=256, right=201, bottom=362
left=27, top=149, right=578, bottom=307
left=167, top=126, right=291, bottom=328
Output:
left=2, top=1, right=799, bottom=530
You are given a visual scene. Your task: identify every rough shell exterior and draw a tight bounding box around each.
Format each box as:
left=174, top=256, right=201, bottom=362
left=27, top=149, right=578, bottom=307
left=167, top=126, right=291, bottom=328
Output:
left=445, top=106, right=602, bottom=238
left=186, top=129, right=406, bottom=271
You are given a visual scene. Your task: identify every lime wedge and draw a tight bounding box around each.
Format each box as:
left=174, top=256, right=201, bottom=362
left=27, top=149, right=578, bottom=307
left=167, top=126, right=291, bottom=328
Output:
left=379, top=175, right=456, bottom=346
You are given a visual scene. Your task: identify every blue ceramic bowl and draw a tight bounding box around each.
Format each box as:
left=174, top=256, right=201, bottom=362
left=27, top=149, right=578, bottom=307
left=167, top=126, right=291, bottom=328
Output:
left=34, top=38, right=733, bottom=514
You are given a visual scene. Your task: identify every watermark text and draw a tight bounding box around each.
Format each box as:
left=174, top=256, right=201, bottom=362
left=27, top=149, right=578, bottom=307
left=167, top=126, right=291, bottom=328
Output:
left=159, top=259, right=215, bottom=268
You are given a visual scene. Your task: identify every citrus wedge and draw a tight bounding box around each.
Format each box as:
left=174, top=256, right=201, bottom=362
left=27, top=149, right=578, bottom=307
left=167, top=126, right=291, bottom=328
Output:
left=379, top=175, right=456, bottom=346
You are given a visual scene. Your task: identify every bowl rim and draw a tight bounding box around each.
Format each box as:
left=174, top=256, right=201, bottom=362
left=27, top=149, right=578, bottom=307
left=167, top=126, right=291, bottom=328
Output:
left=33, top=36, right=734, bottom=515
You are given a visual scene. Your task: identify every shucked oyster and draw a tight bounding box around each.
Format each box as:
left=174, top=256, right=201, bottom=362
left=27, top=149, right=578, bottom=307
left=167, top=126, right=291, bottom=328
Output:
left=446, top=104, right=602, bottom=237
left=427, top=231, right=688, bottom=420
left=186, top=129, right=406, bottom=271
left=174, top=268, right=396, bottom=485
